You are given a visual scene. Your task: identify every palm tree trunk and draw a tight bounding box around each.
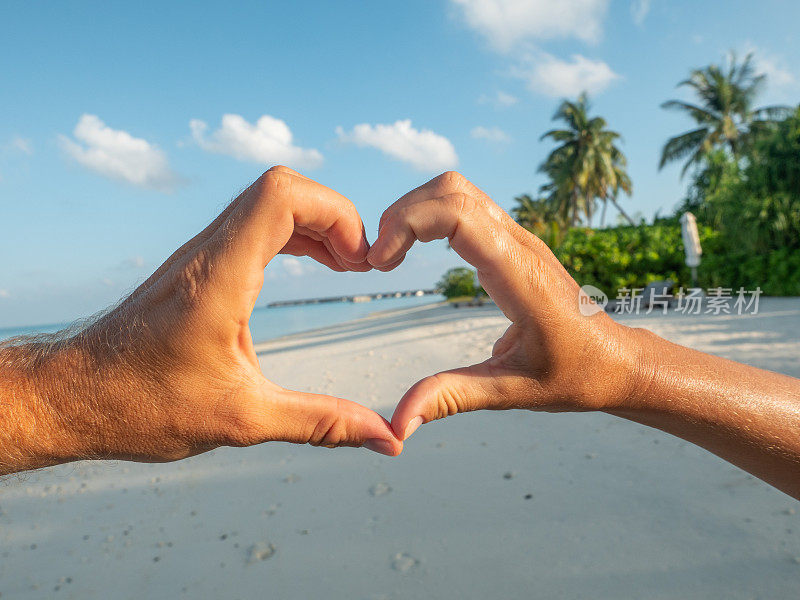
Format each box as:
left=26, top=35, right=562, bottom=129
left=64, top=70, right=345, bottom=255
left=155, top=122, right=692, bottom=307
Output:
left=570, top=190, right=579, bottom=228
left=611, top=197, right=635, bottom=225
left=586, top=195, right=594, bottom=228
left=600, top=199, right=608, bottom=228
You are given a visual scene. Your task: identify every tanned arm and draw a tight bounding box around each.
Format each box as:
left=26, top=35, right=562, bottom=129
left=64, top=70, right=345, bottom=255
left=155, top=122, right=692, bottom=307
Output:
left=369, top=171, right=800, bottom=500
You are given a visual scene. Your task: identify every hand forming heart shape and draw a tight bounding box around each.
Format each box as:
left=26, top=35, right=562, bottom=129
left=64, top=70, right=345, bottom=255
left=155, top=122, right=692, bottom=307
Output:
left=366, top=171, right=640, bottom=441
left=38, top=166, right=640, bottom=467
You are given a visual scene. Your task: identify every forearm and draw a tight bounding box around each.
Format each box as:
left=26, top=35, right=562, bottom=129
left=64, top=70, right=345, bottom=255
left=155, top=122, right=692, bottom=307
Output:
left=0, top=339, right=90, bottom=475
left=608, top=327, right=800, bottom=499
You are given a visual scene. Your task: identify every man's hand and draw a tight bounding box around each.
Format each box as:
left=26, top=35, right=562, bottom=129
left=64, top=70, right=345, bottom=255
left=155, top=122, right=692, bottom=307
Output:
left=367, top=171, right=642, bottom=439
left=1, top=166, right=401, bottom=474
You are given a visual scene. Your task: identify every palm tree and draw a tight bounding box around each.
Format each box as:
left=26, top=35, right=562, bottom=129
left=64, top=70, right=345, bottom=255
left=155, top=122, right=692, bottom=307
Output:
left=659, top=52, right=790, bottom=176
left=510, top=193, right=565, bottom=247
left=539, top=93, right=634, bottom=227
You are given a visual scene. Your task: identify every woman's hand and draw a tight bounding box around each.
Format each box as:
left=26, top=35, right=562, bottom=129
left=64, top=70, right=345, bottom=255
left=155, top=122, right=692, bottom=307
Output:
left=367, top=171, right=643, bottom=440
left=370, top=171, right=800, bottom=501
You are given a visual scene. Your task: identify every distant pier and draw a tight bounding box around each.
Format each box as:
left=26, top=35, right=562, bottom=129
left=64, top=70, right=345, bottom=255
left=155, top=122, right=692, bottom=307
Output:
left=265, top=289, right=438, bottom=308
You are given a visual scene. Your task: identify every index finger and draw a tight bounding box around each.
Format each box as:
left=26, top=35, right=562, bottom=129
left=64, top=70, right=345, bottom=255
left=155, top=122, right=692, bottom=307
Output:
left=214, top=168, right=370, bottom=273
left=367, top=172, right=549, bottom=322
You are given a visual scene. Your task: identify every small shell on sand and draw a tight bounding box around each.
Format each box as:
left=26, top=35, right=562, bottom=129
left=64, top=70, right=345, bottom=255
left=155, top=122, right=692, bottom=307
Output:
left=369, top=483, right=392, bottom=497
left=248, top=542, right=276, bottom=563
left=391, top=552, right=419, bottom=572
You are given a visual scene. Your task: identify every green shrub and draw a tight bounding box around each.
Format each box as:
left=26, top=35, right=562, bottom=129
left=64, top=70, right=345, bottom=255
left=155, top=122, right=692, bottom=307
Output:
left=552, top=223, right=705, bottom=293
left=437, top=267, right=478, bottom=299
left=551, top=222, right=800, bottom=296
left=437, top=221, right=800, bottom=298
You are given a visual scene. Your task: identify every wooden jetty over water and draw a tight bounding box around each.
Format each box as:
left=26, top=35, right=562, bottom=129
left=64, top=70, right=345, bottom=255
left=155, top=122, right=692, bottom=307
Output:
left=265, top=288, right=438, bottom=308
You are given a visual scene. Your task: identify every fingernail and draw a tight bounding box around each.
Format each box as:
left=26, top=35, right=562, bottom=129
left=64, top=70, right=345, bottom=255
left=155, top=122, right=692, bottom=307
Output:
left=404, top=416, right=424, bottom=440
left=363, top=438, right=395, bottom=456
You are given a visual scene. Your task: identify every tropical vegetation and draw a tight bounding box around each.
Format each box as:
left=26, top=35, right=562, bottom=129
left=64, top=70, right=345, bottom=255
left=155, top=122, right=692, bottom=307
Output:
left=442, top=52, right=800, bottom=298
left=659, top=52, right=790, bottom=176
left=509, top=193, right=564, bottom=248
left=437, top=267, right=480, bottom=299
left=538, top=93, right=633, bottom=228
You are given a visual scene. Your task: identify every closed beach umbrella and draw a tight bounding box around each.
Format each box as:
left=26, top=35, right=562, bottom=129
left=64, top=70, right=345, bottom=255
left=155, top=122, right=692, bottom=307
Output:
left=680, top=212, right=702, bottom=287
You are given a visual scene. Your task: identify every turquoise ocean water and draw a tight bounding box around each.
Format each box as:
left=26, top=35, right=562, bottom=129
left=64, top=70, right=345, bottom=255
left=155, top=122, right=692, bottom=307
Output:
left=0, top=295, right=441, bottom=344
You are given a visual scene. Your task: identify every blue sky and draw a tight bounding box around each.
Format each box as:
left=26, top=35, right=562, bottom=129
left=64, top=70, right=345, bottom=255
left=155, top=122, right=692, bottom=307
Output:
left=1, top=0, right=798, bottom=327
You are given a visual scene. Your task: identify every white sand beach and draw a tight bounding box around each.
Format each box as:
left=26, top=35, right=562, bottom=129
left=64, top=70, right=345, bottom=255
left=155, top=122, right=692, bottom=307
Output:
left=2, top=299, right=800, bottom=599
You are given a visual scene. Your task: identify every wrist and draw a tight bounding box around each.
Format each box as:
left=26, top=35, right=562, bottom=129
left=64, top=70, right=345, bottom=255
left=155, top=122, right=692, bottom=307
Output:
left=31, top=337, right=102, bottom=464
left=0, top=337, right=95, bottom=473
left=570, top=320, right=660, bottom=413
left=604, top=324, right=661, bottom=413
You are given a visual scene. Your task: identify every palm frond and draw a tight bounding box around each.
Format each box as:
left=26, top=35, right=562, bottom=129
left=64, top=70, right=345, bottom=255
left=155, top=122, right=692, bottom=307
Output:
left=659, top=127, right=708, bottom=170
left=752, top=105, right=793, bottom=120
left=660, top=100, right=719, bottom=124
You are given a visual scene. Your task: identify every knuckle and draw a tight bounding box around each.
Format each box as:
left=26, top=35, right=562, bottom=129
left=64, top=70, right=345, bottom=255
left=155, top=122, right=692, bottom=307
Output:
left=447, top=191, right=472, bottom=217
left=433, top=388, right=461, bottom=421
left=172, top=248, right=213, bottom=308
left=257, top=168, right=292, bottom=198
left=435, top=170, right=465, bottom=193
left=428, top=374, right=462, bottom=420
left=306, top=408, right=353, bottom=448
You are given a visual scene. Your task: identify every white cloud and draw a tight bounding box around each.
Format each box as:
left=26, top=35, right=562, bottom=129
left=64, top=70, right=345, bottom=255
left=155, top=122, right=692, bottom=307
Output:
left=336, top=120, right=458, bottom=172
left=747, top=46, right=795, bottom=89
left=9, top=137, right=33, bottom=155
left=282, top=256, right=316, bottom=277
left=756, top=56, right=794, bottom=88
left=118, top=256, right=145, bottom=270
left=514, top=52, right=620, bottom=97
left=471, top=126, right=511, bottom=143
left=450, top=0, right=609, bottom=52
left=451, top=2, right=618, bottom=99
left=190, top=114, right=323, bottom=169
left=60, top=115, right=180, bottom=191
left=478, top=90, right=519, bottom=107
left=630, top=0, right=651, bottom=26
left=0, top=289, right=9, bottom=299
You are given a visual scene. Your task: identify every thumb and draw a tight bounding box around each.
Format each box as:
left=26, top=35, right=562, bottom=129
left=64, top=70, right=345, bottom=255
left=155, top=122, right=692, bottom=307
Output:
left=391, top=362, right=506, bottom=441
left=266, top=388, right=403, bottom=457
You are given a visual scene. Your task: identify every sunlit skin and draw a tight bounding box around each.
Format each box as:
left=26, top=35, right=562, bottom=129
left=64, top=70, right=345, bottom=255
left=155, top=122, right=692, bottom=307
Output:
left=0, top=166, right=402, bottom=475
left=2, top=169, right=799, bottom=502
left=367, top=171, right=800, bottom=500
